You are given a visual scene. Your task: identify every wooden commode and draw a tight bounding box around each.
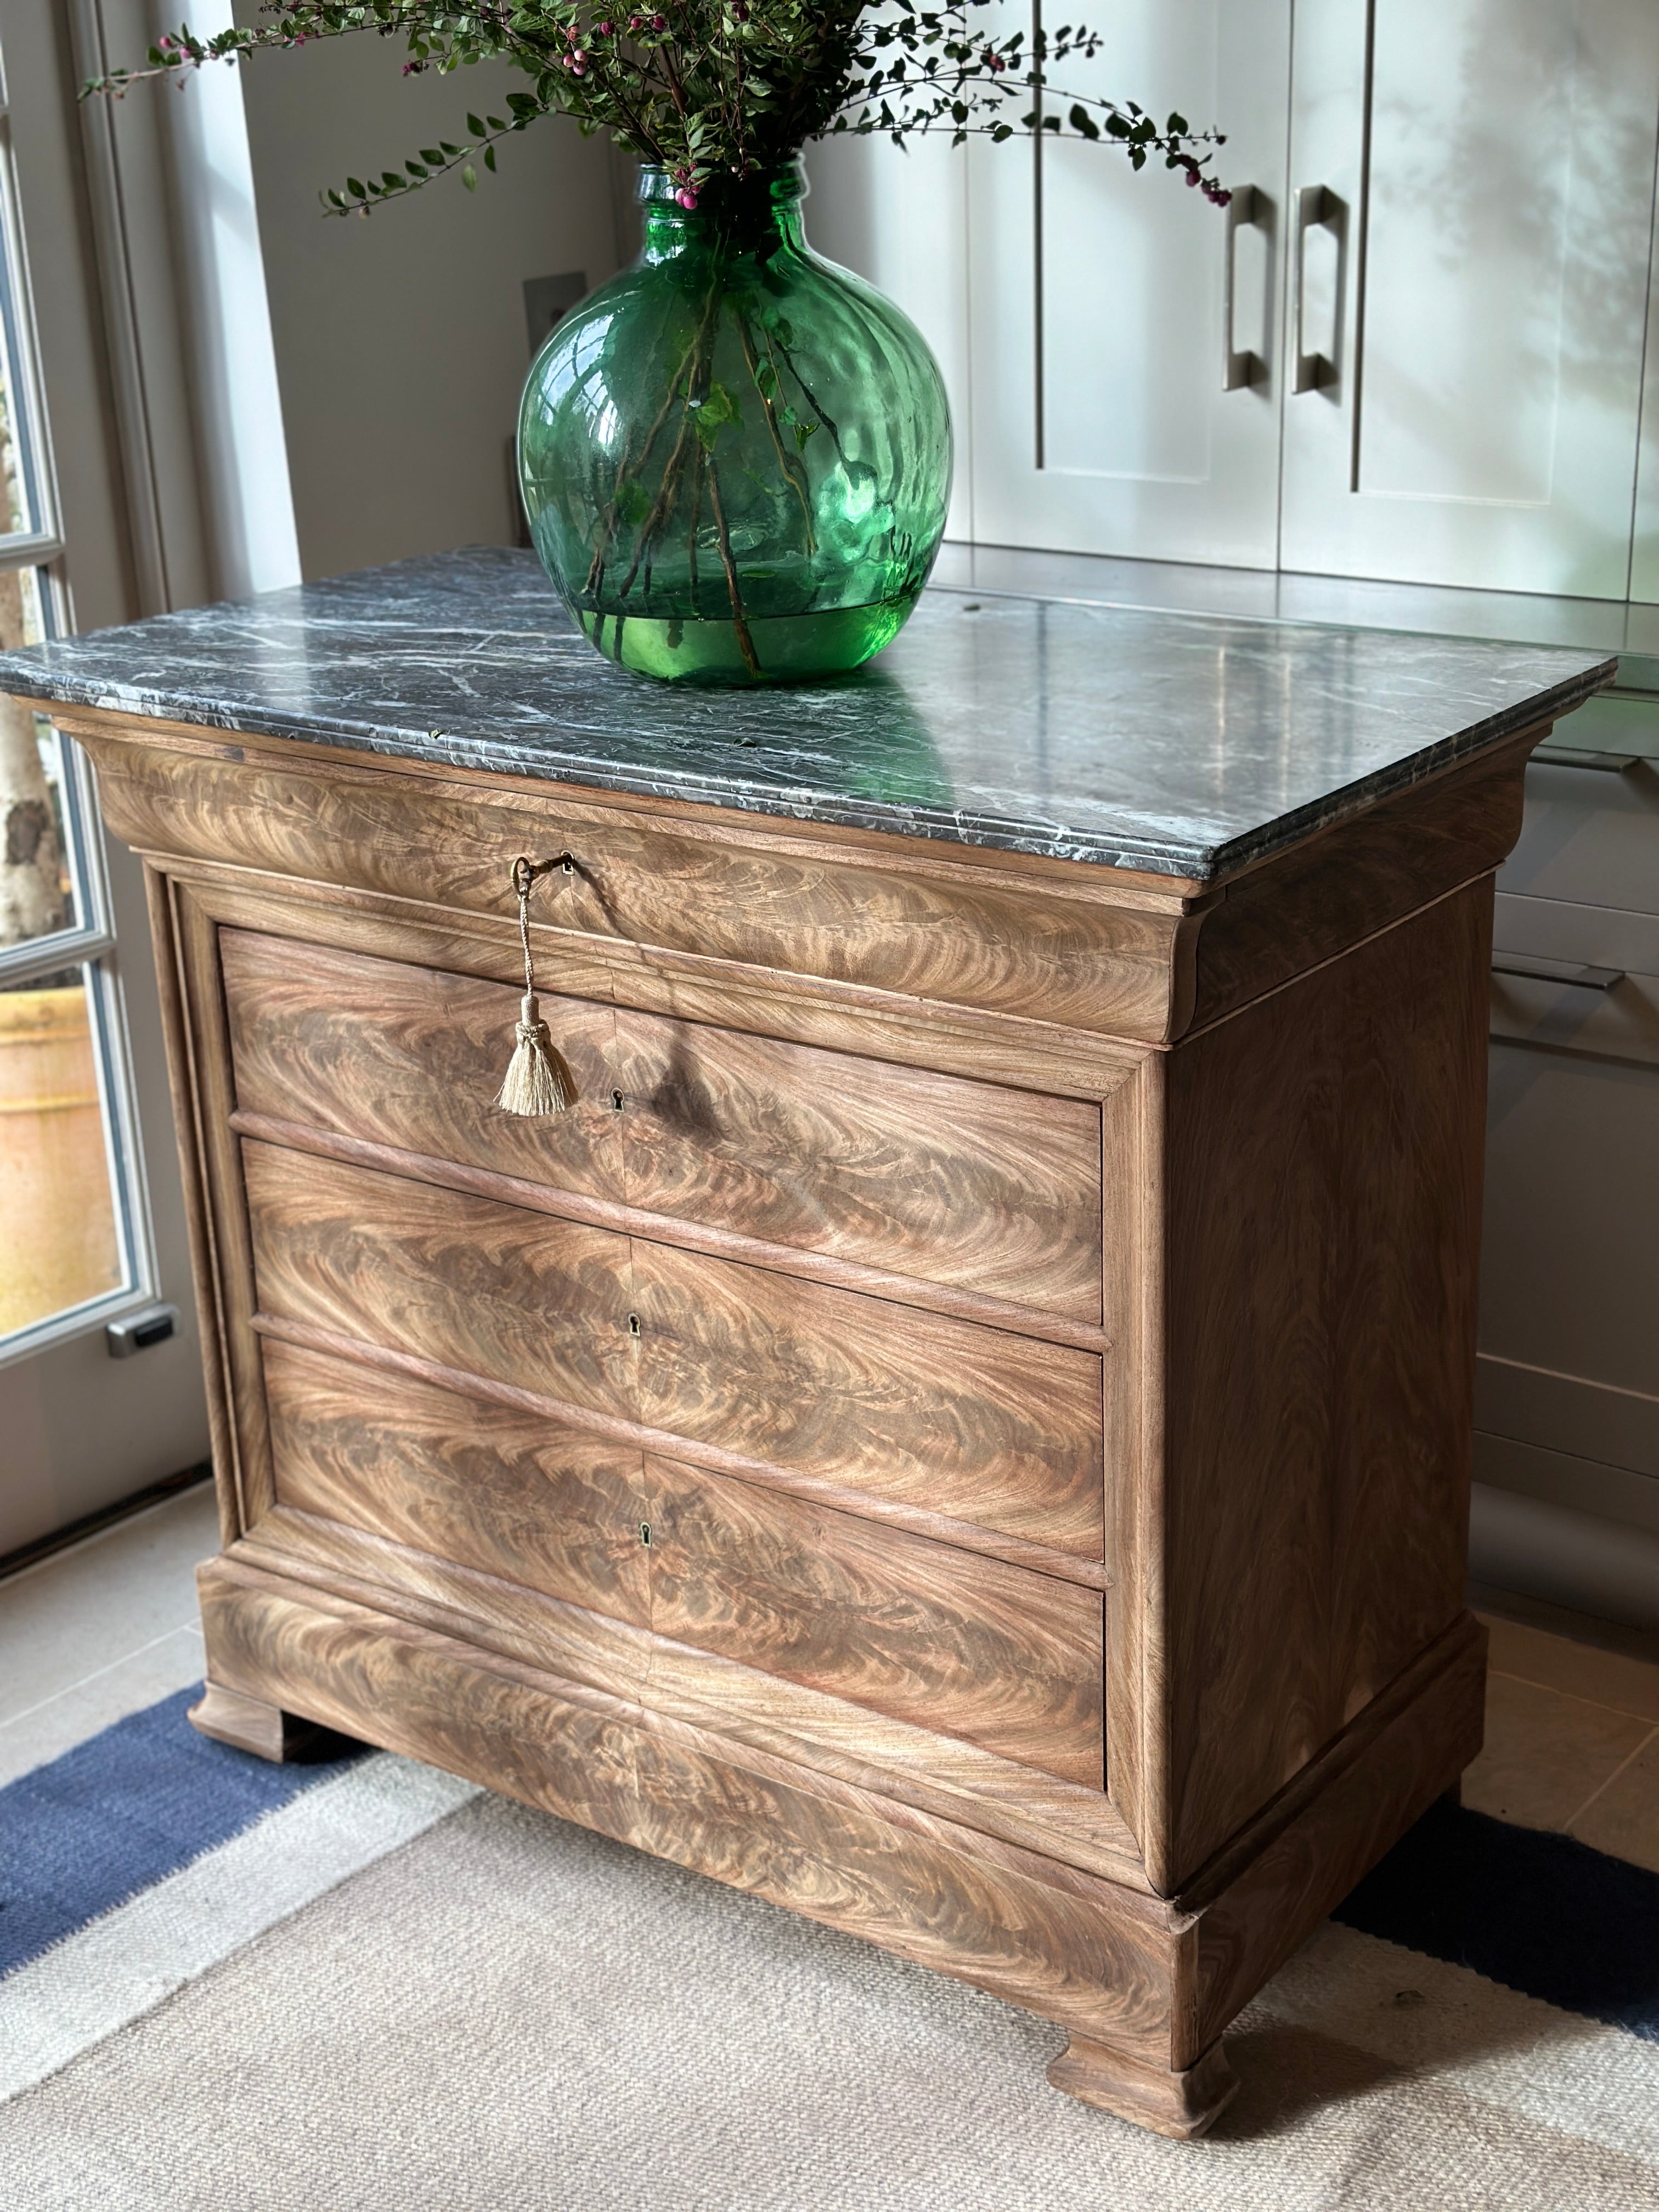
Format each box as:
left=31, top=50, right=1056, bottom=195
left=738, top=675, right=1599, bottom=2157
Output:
left=0, top=551, right=1612, bottom=2137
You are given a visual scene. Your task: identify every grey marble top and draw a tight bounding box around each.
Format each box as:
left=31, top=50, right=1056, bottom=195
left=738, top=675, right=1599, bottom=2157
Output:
left=0, top=547, right=1615, bottom=882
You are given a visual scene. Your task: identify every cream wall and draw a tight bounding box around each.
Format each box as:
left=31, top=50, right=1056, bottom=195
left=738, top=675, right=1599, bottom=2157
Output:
left=234, top=26, right=622, bottom=579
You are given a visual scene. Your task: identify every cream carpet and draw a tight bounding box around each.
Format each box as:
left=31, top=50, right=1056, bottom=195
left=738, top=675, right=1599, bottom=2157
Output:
left=5, top=1781, right=1657, bottom=2211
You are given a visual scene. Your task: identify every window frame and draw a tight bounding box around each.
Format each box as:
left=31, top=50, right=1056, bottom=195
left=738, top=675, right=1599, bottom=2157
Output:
left=0, top=54, right=160, bottom=1365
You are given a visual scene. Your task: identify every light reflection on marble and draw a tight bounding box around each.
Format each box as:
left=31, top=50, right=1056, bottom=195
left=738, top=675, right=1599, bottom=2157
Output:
left=0, top=547, right=1615, bottom=881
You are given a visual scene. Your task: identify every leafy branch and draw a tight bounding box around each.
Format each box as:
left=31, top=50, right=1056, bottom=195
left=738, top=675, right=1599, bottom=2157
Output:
left=83, top=0, right=1229, bottom=215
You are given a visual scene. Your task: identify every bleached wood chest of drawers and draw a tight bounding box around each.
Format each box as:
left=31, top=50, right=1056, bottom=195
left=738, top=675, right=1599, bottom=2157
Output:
left=0, top=552, right=1611, bottom=2137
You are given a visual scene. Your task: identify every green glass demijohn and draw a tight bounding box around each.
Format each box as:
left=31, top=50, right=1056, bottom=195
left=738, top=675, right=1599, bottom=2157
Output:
left=517, top=161, right=952, bottom=685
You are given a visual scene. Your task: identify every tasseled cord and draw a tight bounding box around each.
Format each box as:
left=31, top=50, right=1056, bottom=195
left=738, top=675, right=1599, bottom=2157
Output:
left=496, top=853, right=579, bottom=1116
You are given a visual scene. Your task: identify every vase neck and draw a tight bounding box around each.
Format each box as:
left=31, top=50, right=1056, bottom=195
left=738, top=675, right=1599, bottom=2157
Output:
left=637, top=162, right=808, bottom=263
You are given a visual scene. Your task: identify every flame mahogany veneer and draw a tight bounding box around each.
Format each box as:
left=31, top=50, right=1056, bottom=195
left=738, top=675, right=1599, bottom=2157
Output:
left=47, top=687, right=1553, bottom=2137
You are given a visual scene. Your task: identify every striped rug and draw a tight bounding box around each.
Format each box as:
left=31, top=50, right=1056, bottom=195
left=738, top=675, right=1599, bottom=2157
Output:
left=2, top=1687, right=1656, bottom=2208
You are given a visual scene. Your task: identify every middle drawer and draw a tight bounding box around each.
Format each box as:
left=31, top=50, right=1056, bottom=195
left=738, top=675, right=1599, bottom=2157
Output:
left=241, top=1141, right=1105, bottom=1559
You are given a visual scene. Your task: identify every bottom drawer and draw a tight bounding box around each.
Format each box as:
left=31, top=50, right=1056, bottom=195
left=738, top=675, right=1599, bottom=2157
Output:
left=262, top=1338, right=1104, bottom=1788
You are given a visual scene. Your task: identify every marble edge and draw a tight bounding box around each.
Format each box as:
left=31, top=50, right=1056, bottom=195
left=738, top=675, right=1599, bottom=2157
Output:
left=0, top=653, right=1616, bottom=885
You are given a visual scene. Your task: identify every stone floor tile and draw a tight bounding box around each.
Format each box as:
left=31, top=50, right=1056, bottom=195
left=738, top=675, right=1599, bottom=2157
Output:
left=1569, top=1731, right=1659, bottom=1874
left=1480, top=1614, right=1659, bottom=1726
left=0, top=1486, right=216, bottom=1725
left=1462, top=1672, right=1652, bottom=1832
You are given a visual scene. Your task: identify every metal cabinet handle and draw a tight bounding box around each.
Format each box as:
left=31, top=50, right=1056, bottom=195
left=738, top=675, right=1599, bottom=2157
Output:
left=1531, top=744, right=1642, bottom=773
left=1292, top=185, right=1339, bottom=394
left=1223, top=185, right=1263, bottom=393
left=1492, top=955, right=1625, bottom=992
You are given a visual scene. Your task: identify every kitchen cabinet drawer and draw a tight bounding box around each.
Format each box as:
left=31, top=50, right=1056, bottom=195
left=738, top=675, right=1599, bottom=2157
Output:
left=222, top=930, right=1104, bottom=1323
left=1479, top=1037, right=1659, bottom=1441
left=1490, top=956, right=1659, bottom=1070
left=1498, top=752, right=1659, bottom=917
left=242, top=1142, right=1104, bottom=1559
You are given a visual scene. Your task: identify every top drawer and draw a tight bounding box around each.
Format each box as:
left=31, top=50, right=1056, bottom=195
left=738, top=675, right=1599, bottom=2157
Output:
left=221, top=930, right=1104, bottom=1324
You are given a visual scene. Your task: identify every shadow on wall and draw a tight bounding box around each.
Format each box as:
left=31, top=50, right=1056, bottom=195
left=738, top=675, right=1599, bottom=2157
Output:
left=234, top=24, right=624, bottom=580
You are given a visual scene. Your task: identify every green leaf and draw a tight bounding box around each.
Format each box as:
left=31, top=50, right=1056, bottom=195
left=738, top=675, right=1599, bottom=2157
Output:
left=466, top=112, right=487, bottom=136
left=692, top=380, right=743, bottom=447
left=484, top=144, right=497, bottom=170
left=615, top=479, right=651, bottom=527
left=462, top=163, right=478, bottom=190
left=793, top=419, right=818, bottom=451
left=754, top=358, right=778, bottom=400
left=347, top=177, right=368, bottom=199
left=1068, top=103, right=1101, bottom=142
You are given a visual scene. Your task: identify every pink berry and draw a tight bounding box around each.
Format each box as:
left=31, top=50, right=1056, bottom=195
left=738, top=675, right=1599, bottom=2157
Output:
left=676, top=188, right=697, bottom=208
left=652, top=12, right=667, bottom=27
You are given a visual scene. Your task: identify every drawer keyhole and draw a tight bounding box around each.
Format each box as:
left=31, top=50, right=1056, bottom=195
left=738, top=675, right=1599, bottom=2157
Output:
left=611, top=1090, right=625, bottom=1112
left=628, top=1313, right=641, bottom=1337
left=639, top=1522, right=652, bottom=1546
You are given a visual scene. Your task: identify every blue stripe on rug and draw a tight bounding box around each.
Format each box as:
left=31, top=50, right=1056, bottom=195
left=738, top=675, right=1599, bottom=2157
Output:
left=0, top=1685, right=364, bottom=1980
left=1335, top=1798, right=1659, bottom=2042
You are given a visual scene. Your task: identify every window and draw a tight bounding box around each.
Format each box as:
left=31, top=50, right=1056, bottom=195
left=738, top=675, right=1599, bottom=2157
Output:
left=0, top=50, right=154, bottom=1358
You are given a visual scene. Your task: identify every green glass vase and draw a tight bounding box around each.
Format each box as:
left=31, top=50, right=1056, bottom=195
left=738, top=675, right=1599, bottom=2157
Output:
left=518, top=161, right=952, bottom=686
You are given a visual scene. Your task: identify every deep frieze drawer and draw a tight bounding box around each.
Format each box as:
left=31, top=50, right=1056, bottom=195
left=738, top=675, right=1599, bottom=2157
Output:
left=241, top=1142, right=1105, bottom=1558
left=221, top=927, right=1105, bottom=1322
left=89, top=738, right=1189, bottom=1037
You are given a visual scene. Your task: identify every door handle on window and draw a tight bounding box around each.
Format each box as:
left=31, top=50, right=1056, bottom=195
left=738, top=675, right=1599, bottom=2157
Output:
left=1292, top=185, right=1339, bottom=394
left=1492, top=955, right=1625, bottom=992
left=1223, top=185, right=1263, bottom=392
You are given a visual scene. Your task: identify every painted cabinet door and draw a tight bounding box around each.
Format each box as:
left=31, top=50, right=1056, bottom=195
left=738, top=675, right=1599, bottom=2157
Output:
left=963, top=0, right=1291, bottom=567
left=1280, top=0, right=1659, bottom=599
left=1632, top=233, right=1659, bottom=606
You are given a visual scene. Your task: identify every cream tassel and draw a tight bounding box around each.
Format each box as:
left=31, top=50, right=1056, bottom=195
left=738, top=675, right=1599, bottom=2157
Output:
left=496, top=853, right=578, bottom=1117
left=496, top=990, right=577, bottom=1116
